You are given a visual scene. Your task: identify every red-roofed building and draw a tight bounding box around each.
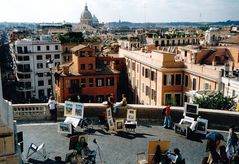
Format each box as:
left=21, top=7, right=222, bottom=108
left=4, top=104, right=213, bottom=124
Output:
left=55, top=44, right=120, bottom=103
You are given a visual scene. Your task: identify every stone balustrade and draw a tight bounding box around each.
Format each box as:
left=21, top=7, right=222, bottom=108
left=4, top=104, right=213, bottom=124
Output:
left=12, top=103, right=239, bottom=130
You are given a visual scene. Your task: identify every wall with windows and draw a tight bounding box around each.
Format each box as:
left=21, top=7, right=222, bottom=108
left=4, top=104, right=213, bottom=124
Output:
left=13, top=39, right=62, bottom=100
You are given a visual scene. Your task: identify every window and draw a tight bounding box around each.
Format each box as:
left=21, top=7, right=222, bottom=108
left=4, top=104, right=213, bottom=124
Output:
left=17, top=47, right=23, bottom=53
left=115, top=60, right=119, bottom=65
left=233, top=90, right=236, bottom=97
left=175, top=74, right=182, bottom=85
left=54, top=54, right=60, bottom=59
left=106, top=78, right=114, bottom=86
left=96, top=78, right=104, bottom=87
left=37, top=63, right=43, bottom=69
left=169, top=75, right=174, bottom=86
left=37, top=46, right=41, bottom=51
left=46, top=45, right=50, bottom=51
left=46, top=55, right=51, bottom=60
left=23, top=56, right=29, bottom=61
left=142, top=67, right=145, bottom=76
left=38, top=90, right=45, bottom=98
left=151, top=71, right=155, bottom=81
left=163, top=75, right=167, bottom=86
left=48, top=79, right=52, bottom=85
left=81, top=64, right=85, bottom=70
left=88, top=64, right=93, bottom=70
left=89, top=78, right=94, bottom=87
left=142, top=83, right=144, bottom=93
left=55, top=45, right=59, bottom=50
left=81, top=78, right=86, bottom=87
left=137, top=64, right=139, bottom=73
left=204, top=83, right=211, bottom=90
left=145, top=69, right=150, bottom=78
left=151, top=89, right=156, bottom=100
left=38, top=80, right=44, bottom=86
left=37, top=55, right=42, bottom=60
left=146, top=86, right=150, bottom=96
left=192, top=78, right=197, bottom=90
left=38, top=73, right=44, bottom=77
left=132, top=62, right=135, bottom=71
left=165, top=94, right=172, bottom=105
left=174, top=94, right=181, bottom=106
left=184, top=75, right=188, bottom=87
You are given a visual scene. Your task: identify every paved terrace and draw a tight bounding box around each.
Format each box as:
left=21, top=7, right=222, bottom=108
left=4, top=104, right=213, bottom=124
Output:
left=17, top=123, right=229, bottom=164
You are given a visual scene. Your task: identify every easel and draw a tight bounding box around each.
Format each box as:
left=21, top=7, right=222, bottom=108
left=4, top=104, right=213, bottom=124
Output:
left=26, top=143, right=47, bottom=159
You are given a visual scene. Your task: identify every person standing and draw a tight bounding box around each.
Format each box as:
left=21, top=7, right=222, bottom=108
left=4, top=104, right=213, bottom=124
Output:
left=113, top=94, right=127, bottom=114
left=226, top=127, right=238, bottom=160
left=48, top=96, right=57, bottom=122
left=163, top=104, right=173, bottom=129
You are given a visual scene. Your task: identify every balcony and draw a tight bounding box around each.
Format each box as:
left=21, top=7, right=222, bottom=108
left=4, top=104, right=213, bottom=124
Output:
left=16, top=86, right=34, bottom=92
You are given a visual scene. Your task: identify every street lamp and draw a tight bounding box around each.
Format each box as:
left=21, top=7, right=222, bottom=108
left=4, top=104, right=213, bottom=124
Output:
left=47, top=59, right=54, bottom=99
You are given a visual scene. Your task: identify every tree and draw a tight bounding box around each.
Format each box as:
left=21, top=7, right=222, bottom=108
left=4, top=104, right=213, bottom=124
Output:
left=193, top=92, right=235, bottom=110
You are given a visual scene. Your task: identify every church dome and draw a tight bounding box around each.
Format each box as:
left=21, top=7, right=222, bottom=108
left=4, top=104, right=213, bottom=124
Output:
left=80, top=4, right=93, bottom=25
left=92, top=15, right=99, bottom=25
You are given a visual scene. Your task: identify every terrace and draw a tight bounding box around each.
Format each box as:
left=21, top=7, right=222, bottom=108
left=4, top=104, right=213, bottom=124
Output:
left=2, top=102, right=239, bottom=163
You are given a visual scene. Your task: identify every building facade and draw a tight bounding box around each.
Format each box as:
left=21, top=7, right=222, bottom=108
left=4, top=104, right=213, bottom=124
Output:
left=55, top=45, right=120, bottom=103
left=11, top=36, right=62, bottom=101
left=120, top=45, right=235, bottom=106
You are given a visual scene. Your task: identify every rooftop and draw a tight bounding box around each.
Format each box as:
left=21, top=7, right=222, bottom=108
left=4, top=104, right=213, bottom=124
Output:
left=17, top=123, right=222, bottom=164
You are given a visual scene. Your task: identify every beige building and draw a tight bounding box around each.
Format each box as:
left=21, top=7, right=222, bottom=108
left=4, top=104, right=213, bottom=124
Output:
left=120, top=45, right=234, bottom=106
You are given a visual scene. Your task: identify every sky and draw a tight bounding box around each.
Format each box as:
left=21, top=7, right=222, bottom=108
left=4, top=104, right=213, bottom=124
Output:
left=0, top=0, right=238, bottom=23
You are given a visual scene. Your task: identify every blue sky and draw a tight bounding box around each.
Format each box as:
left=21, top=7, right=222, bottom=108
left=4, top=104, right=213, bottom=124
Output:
left=0, top=0, right=238, bottom=23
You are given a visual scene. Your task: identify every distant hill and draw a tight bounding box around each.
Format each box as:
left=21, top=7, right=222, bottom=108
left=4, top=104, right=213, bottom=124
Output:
left=109, top=20, right=239, bottom=28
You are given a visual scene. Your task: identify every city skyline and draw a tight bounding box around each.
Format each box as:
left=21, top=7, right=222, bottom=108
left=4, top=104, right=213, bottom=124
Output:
left=0, top=0, right=239, bottom=23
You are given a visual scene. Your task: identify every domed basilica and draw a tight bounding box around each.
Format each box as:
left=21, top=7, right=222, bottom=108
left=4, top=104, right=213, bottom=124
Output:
left=74, top=4, right=99, bottom=33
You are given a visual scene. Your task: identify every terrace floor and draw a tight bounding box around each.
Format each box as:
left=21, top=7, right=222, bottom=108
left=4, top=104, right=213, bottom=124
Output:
left=17, top=123, right=229, bottom=164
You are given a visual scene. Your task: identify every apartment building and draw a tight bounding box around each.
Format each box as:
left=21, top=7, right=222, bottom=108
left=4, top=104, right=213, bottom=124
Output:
left=12, top=36, right=62, bottom=101
left=146, top=33, right=199, bottom=47
left=55, top=44, right=120, bottom=103
left=120, top=45, right=235, bottom=106
left=119, top=48, right=185, bottom=106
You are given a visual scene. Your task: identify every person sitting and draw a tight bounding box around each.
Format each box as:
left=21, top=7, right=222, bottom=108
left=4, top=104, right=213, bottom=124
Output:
left=113, top=94, right=127, bottom=114
left=76, top=136, right=96, bottom=162
left=167, top=148, right=183, bottom=164
left=219, top=145, right=229, bottom=164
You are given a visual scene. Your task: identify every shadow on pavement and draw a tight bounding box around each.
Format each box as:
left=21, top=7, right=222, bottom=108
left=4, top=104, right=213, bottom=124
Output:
left=115, top=131, right=155, bottom=139
left=27, top=158, right=64, bottom=164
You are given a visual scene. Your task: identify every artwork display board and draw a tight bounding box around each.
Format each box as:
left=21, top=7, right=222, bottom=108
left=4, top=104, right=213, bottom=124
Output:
left=64, top=101, right=84, bottom=119
left=126, top=109, right=137, bottom=121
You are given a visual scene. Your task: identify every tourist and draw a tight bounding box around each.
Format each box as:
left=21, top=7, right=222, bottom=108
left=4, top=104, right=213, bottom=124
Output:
left=167, top=148, right=184, bottom=164
left=107, top=93, right=115, bottom=113
left=113, top=94, right=127, bottom=114
left=47, top=96, right=57, bottom=122
left=206, top=139, right=221, bottom=164
left=76, top=136, right=96, bottom=161
left=219, top=145, right=229, bottom=164
left=226, top=127, right=238, bottom=160
left=163, top=104, right=173, bottom=129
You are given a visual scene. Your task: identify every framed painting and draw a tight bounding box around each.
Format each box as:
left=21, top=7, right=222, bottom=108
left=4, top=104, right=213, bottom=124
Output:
left=64, top=101, right=74, bottom=117
left=127, top=109, right=136, bottom=121
left=58, top=122, right=72, bottom=134
left=115, top=119, right=124, bottom=131
left=74, top=103, right=84, bottom=119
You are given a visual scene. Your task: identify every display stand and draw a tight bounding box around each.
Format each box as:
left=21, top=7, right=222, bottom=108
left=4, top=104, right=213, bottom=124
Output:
left=125, top=109, right=137, bottom=132
left=175, top=102, right=208, bottom=137
left=26, top=143, right=47, bottom=159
